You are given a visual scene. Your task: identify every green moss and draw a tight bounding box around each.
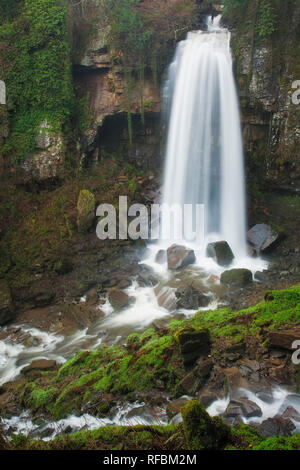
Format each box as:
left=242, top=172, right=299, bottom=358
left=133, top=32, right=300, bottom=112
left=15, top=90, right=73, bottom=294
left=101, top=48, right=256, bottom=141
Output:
left=77, top=190, right=96, bottom=233
left=10, top=424, right=179, bottom=451
left=181, top=400, right=231, bottom=450
left=230, top=424, right=264, bottom=449
left=0, top=0, right=73, bottom=161
left=19, top=382, right=56, bottom=413
left=253, top=434, right=300, bottom=451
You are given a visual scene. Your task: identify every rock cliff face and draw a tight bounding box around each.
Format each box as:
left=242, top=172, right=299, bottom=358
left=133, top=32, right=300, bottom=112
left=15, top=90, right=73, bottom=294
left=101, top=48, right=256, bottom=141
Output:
left=74, top=28, right=161, bottom=170
left=229, top=1, right=300, bottom=192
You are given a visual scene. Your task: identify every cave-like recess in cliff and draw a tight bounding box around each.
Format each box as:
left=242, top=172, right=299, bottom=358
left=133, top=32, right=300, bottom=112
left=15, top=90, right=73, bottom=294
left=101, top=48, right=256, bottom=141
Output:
left=96, top=112, right=162, bottom=170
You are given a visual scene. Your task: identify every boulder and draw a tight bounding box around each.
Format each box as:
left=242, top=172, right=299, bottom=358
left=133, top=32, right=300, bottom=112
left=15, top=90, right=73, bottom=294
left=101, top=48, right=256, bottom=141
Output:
left=181, top=401, right=231, bottom=450
left=259, top=417, right=296, bottom=437
left=268, top=329, right=300, bottom=351
left=155, top=250, right=167, bottom=265
left=254, top=271, right=269, bottom=282
left=175, top=284, right=211, bottom=310
left=247, top=223, right=284, bottom=254
left=108, top=289, right=133, bottom=310
left=175, top=326, right=211, bottom=367
left=225, top=398, right=262, bottom=418
left=0, top=280, right=14, bottom=326
left=154, top=285, right=177, bottom=311
left=198, top=391, right=220, bottom=408
left=281, top=406, right=299, bottom=419
left=22, top=359, right=57, bottom=375
left=166, top=397, right=191, bottom=419
left=77, top=190, right=96, bottom=233
left=206, top=241, right=235, bottom=267
left=220, top=269, right=253, bottom=288
left=224, top=367, right=249, bottom=395
left=167, top=244, right=196, bottom=270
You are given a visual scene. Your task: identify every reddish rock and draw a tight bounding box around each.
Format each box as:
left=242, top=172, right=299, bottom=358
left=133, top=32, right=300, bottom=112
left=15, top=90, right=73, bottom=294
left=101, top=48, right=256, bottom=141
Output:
left=167, top=244, right=196, bottom=270
left=268, top=330, right=300, bottom=351
left=22, top=359, right=57, bottom=375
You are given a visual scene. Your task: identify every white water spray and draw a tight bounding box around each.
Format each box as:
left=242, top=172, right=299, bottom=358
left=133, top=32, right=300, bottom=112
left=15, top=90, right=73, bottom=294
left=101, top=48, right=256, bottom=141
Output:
left=162, top=16, right=247, bottom=258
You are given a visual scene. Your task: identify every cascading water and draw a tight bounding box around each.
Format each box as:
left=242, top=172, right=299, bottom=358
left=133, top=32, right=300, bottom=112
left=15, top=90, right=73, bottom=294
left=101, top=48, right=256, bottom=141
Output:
left=161, top=16, right=247, bottom=258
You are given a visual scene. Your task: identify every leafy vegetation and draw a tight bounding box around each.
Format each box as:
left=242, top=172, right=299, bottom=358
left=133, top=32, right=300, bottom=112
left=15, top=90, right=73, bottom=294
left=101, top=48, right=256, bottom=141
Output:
left=0, top=0, right=73, bottom=161
left=224, top=0, right=277, bottom=38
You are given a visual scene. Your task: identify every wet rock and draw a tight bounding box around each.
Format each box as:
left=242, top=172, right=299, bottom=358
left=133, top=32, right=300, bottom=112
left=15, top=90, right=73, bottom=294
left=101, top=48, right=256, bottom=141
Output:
left=254, top=270, right=269, bottom=282
left=85, top=288, right=100, bottom=306
left=247, top=223, right=284, bottom=254
left=179, top=370, right=203, bottom=396
left=0, top=280, right=14, bottom=326
left=236, top=398, right=262, bottom=418
left=278, top=395, right=300, bottom=415
left=167, top=244, right=196, bottom=270
left=281, top=406, right=299, bottom=419
left=259, top=417, right=296, bottom=437
left=155, top=250, right=167, bottom=265
left=23, top=336, right=40, bottom=348
left=175, top=326, right=211, bottom=367
left=154, top=285, right=177, bottom=311
left=224, top=402, right=243, bottom=418
left=22, top=359, right=57, bottom=375
left=137, top=265, right=159, bottom=287
left=108, top=289, right=133, bottom=310
left=268, top=329, right=300, bottom=351
left=206, top=241, right=234, bottom=267
left=77, top=189, right=96, bottom=233
left=175, top=284, right=211, bottom=310
left=117, top=279, right=131, bottom=289
left=255, top=390, right=273, bottom=404
left=198, top=391, right=220, bottom=408
left=166, top=397, right=190, bottom=419
left=220, top=269, right=253, bottom=288
left=224, top=367, right=249, bottom=395
left=194, top=357, right=213, bottom=382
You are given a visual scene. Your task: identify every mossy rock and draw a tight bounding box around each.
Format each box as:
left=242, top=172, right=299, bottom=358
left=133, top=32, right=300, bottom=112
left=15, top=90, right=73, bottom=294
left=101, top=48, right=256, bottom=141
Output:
left=206, top=241, right=235, bottom=267
left=181, top=400, right=231, bottom=450
left=174, top=326, right=211, bottom=366
left=220, top=269, right=253, bottom=288
left=77, top=190, right=96, bottom=233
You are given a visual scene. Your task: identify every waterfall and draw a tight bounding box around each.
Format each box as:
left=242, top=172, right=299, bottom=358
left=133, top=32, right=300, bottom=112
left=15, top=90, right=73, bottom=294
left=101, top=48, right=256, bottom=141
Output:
left=161, top=16, right=247, bottom=259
